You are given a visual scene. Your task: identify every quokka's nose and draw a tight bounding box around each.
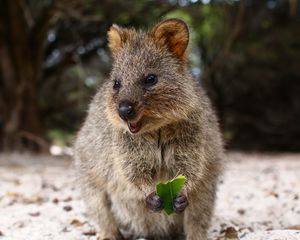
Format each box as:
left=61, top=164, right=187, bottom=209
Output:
left=118, top=100, right=136, bottom=121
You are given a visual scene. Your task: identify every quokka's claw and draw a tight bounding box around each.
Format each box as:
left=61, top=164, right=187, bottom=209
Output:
left=146, top=191, right=164, bottom=212
left=173, top=193, right=188, bottom=213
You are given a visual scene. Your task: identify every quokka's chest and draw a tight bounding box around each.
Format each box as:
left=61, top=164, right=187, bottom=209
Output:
left=121, top=135, right=176, bottom=165
left=109, top=141, right=178, bottom=197
left=116, top=141, right=180, bottom=184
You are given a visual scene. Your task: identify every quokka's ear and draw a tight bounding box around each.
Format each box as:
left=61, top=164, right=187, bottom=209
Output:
left=107, top=24, right=131, bottom=56
left=151, top=19, right=189, bottom=59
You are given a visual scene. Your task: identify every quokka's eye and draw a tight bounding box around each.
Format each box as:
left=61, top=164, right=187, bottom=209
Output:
left=144, top=74, right=158, bottom=87
left=113, top=80, right=121, bottom=90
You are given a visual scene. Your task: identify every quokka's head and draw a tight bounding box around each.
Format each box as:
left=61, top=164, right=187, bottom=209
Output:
left=104, top=19, right=198, bottom=134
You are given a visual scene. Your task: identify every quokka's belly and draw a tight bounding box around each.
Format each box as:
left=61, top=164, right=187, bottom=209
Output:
left=109, top=184, right=184, bottom=239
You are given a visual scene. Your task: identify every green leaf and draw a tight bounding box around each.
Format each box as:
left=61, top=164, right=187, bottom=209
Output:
left=156, top=175, right=186, bottom=215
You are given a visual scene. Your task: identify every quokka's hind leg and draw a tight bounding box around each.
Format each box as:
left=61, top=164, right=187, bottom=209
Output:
left=183, top=182, right=217, bottom=240
left=85, top=189, right=124, bottom=240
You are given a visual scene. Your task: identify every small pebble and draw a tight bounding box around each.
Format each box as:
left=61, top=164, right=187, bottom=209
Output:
left=82, top=229, right=96, bottom=236
left=63, top=205, right=72, bottom=212
left=238, top=209, right=246, bottom=215
left=29, top=212, right=40, bottom=217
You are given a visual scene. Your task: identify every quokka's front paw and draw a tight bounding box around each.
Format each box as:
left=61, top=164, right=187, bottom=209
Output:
left=173, top=193, right=188, bottom=213
left=145, top=191, right=164, bottom=212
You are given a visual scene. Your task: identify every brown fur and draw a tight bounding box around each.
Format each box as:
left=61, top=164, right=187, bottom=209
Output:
left=74, top=19, right=224, bottom=240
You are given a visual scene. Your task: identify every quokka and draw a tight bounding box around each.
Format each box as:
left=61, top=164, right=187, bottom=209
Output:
left=74, top=18, right=224, bottom=240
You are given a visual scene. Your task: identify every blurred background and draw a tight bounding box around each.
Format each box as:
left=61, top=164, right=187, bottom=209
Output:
left=0, top=0, right=299, bottom=153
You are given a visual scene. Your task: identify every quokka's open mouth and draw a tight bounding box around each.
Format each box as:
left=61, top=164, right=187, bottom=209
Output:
left=128, top=120, right=142, bottom=133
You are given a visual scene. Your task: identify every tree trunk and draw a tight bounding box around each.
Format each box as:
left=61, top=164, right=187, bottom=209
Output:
left=0, top=0, right=47, bottom=151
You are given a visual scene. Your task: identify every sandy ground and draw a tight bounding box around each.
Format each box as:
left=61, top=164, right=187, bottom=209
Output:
left=0, top=152, right=299, bottom=240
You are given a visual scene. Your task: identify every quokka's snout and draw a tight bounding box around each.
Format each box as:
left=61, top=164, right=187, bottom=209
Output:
left=118, top=100, right=136, bottom=121
left=118, top=99, right=142, bottom=133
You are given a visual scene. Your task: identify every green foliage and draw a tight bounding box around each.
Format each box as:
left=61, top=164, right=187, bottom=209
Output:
left=156, top=175, right=186, bottom=215
left=46, top=129, right=74, bottom=146
left=198, top=5, right=225, bottom=44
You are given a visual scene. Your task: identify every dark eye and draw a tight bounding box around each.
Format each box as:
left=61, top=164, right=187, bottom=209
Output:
left=144, top=74, right=158, bottom=87
left=113, top=80, right=121, bottom=90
